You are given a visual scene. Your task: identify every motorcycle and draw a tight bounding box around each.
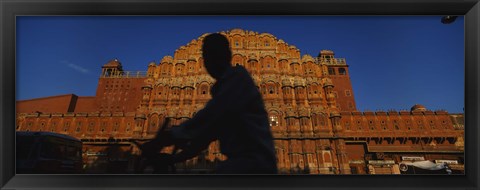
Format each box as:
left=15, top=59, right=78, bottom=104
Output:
left=133, top=118, right=180, bottom=174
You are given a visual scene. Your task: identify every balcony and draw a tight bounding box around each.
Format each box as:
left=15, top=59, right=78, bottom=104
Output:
left=314, top=57, right=347, bottom=65
left=100, top=71, right=147, bottom=78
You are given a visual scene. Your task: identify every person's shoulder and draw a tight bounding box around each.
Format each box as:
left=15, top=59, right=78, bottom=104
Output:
left=233, top=65, right=249, bottom=75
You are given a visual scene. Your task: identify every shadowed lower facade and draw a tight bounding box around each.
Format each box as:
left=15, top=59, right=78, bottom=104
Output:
left=16, top=29, right=464, bottom=174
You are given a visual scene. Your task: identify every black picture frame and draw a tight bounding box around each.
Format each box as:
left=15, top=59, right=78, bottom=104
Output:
left=1, top=0, right=479, bottom=190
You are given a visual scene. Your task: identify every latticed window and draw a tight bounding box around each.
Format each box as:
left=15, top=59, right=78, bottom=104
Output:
left=113, top=122, right=119, bottom=132
left=357, top=121, right=363, bottom=130
left=88, top=122, right=94, bottom=133
left=101, top=122, right=106, bottom=133
left=393, top=121, right=399, bottom=130
left=442, top=120, right=448, bottom=129
left=430, top=120, right=435, bottom=129
left=345, top=90, right=351, bottom=96
left=369, top=121, right=375, bottom=130
left=312, top=115, right=318, bottom=126
left=328, top=68, right=336, bottom=75
left=269, top=116, right=278, bottom=127
left=40, top=122, right=45, bottom=131
left=64, top=122, right=70, bottom=132
left=380, top=121, right=387, bottom=130
left=418, top=120, right=424, bottom=130
left=126, top=123, right=131, bottom=132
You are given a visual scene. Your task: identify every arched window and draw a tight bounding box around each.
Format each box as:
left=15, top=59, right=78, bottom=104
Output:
left=338, top=68, right=347, bottom=75
left=148, top=114, right=159, bottom=133
left=328, top=68, right=336, bottom=75
left=270, top=115, right=279, bottom=127
left=198, top=83, right=209, bottom=96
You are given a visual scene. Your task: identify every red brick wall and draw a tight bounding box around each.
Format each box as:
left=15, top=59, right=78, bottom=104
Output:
left=95, top=78, right=145, bottom=113
left=16, top=94, right=76, bottom=113
left=74, top=97, right=97, bottom=113
left=328, top=65, right=357, bottom=111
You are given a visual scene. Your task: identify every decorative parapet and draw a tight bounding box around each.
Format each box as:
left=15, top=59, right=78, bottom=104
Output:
left=314, top=57, right=347, bottom=65
left=100, top=71, right=147, bottom=78
left=75, top=113, right=88, bottom=117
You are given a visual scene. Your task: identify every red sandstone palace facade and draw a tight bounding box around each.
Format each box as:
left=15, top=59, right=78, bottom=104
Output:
left=16, top=29, right=464, bottom=174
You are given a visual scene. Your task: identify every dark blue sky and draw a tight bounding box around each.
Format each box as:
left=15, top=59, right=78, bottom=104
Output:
left=16, top=16, right=464, bottom=113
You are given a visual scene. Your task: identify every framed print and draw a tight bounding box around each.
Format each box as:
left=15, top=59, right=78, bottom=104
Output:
left=1, top=0, right=479, bottom=190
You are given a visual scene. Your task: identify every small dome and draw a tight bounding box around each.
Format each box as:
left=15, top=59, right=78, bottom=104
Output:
left=302, top=54, right=314, bottom=63
left=161, top=56, right=174, bottom=64
left=411, top=104, right=427, bottom=111
left=229, top=28, right=246, bottom=35
left=320, top=50, right=335, bottom=55
left=103, top=58, right=122, bottom=68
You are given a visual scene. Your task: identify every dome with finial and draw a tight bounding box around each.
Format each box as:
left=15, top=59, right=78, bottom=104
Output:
left=103, top=58, right=122, bottom=68
left=411, top=104, right=427, bottom=111
left=161, top=56, right=173, bottom=64
left=302, top=54, right=315, bottom=63
left=229, top=28, right=246, bottom=36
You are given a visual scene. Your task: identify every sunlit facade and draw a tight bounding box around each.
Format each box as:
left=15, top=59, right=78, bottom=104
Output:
left=16, top=29, right=464, bottom=174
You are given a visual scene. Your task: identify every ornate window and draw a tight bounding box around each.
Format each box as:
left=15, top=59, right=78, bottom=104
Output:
left=100, top=122, right=107, bottom=133
left=113, top=122, right=119, bottom=132
left=345, top=90, right=351, bottom=97
left=64, top=122, right=70, bottom=132
left=88, top=122, right=94, bottom=133
left=328, top=68, right=336, bottom=75
left=430, top=120, right=435, bottom=129
left=392, top=120, right=399, bottom=130
left=126, top=123, right=131, bottom=132
left=75, top=122, right=82, bottom=133
left=270, top=116, right=278, bottom=127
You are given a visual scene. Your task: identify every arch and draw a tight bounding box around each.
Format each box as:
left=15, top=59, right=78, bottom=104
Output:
left=148, top=113, right=159, bottom=133
left=261, top=55, right=276, bottom=70
left=311, top=113, right=319, bottom=127
left=263, top=81, right=279, bottom=95
left=268, top=110, right=281, bottom=128
left=323, top=152, right=332, bottom=163
left=155, top=85, right=169, bottom=98
left=197, top=82, right=210, bottom=96
left=232, top=53, right=245, bottom=66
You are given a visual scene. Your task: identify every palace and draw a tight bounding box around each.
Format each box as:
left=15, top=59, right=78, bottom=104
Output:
left=16, top=29, right=464, bottom=174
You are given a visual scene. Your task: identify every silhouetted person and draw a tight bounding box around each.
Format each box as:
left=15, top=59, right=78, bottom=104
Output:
left=167, top=33, right=278, bottom=174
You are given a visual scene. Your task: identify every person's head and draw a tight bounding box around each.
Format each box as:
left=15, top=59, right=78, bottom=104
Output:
left=202, top=33, right=232, bottom=79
